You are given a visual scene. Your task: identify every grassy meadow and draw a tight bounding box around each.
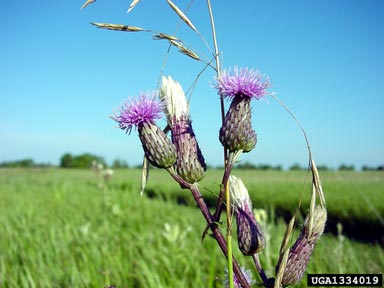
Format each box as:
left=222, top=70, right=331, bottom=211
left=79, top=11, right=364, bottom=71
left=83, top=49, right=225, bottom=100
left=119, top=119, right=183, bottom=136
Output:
left=0, top=168, right=383, bottom=287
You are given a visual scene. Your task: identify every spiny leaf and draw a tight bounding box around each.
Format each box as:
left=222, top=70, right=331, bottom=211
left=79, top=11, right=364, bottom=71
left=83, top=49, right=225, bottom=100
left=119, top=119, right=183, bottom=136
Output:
left=127, top=0, right=141, bottom=13
left=80, top=0, right=96, bottom=10
left=166, top=0, right=198, bottom=33
left=91, top=22, right=146, bottom=32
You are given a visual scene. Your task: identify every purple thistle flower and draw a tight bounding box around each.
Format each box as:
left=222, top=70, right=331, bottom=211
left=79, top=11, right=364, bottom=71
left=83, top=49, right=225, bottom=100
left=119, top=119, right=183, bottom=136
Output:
left=112, top=92, right=163, bottom=133
left=112, top=91, right=176, bottom=169
left=225, top=266, right=255, bottom=288
left=215, top=66, right=271, bottom=100
left=216, top=67, right=271, bottom=152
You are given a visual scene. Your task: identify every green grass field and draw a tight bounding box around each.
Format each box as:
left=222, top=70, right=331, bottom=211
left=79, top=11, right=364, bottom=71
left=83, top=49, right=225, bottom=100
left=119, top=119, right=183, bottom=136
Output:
left=0, top=168, right=383, bottom=287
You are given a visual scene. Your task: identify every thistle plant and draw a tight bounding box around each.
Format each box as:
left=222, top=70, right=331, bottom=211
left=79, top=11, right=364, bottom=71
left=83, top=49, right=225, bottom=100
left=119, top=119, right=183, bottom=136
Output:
left=82, top=1, right=327, bottom=287
left=112, top=92, right=177, bottom=169
left=216, top=67, right=271, bottom=153
left=160, top=76, right=207, bottom=183
left=230, top=175, right=265, bottom=256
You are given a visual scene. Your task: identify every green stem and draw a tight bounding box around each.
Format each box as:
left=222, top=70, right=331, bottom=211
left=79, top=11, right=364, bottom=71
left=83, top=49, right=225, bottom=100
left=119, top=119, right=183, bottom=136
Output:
left=206, top=1, right=233, bottom=286
left=225, top=181, right=234, bottom=288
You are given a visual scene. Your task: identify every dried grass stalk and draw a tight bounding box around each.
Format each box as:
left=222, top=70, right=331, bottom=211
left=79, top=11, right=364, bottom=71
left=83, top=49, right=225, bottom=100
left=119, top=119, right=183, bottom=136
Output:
left=274, top=216, right=295, bottom=288
left=177, top=45, right=200, bottom=60
left=168, top=39, right=182, bottom=48
left=274, top=158, right=327, bottom=287
left=153, top=34, right=200, bottom=61
left=91, top=22, right=146, bottom=32
left=311, top=158, right=326, bottom=207
left=127, top=0, right=141, bottom=13
left=80, top=0, right=96, bottom=10
left=153, top=33, right=180, bottom=42
left=166, top=0, right=198, bottom=33
left=140, top=156, right=149, bottom=196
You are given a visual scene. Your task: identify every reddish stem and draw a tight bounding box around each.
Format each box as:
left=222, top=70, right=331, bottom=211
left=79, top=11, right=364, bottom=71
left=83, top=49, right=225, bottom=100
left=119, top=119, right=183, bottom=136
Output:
left=168, top=171, right=250, bottom=288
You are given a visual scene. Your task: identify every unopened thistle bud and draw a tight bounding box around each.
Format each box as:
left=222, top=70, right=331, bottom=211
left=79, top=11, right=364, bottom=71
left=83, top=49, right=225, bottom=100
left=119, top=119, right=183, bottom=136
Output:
left=280, top=206, right=327, bottom=286
left=112, top=92, right=177, bottom=169
left=160, top=76, right=206, bottom=183
left=215, top=67, right=271, bottom=152
left=229, top=175, right=265, bottom=255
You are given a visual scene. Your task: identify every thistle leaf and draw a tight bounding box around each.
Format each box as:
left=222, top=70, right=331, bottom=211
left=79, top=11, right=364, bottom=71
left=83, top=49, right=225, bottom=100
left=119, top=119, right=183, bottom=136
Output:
left=166, top=0, right=198, bottom=33
left=80, top=0, right=96, bottom=10
left=91, top=22, right=146, bottom=32
left=127, top=0, right=141, bottom=13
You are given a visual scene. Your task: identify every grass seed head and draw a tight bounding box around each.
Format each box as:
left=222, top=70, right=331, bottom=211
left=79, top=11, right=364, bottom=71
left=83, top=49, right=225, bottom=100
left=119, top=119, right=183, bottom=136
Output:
left=91, top=22, right=146, bottom=32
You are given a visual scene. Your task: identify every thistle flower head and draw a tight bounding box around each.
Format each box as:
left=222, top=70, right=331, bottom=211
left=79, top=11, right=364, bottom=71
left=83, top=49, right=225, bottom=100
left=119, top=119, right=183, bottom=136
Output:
left=304, top=205, right=327, bottom=240
left=225, top=266, right=255, bottom=288
left=160, top=75, right=206, bottom=183
left=215, top=66, right=271, bottom=100
left=229, top=175, right=265, bottom=255
left=112, top=91, right=163, bottom=133
left=138, top=122, right=177, bottom=169
left=279, top=205, right=327, bottom=286
left=229, top=175, right=251, bottom=211
left=219, top=96, right=257, bottom=152
left=217, top=67, right=266, bottom=153
left=160, top=76, right=189, bottom=121
left=112, top=91, right=176, bottom=169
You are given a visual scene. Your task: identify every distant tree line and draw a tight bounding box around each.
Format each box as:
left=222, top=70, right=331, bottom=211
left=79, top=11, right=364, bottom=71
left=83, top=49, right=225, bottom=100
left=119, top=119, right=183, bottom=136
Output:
left=1, top=155, right=382, bottom=171
left=0, top=154, right=130, bottom=169
left=0, top=154, right=126, bottom=169
left=59, top=153, right=129, bottom=169
left=0, top=159, right=52, bottom=168
left=60, top=153, right=108, bottom=169
left=362, top=165, right=384, bottom=171
left=232, top=161, right=384, bottom=171
left=60, top=153, right=130, bottom=169
left=234, top=161, right=283, bottom=170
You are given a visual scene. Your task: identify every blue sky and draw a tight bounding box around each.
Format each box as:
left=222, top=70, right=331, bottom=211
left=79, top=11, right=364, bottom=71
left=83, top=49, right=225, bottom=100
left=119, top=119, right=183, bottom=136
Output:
left=1, top=0, right=383, bottom=169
